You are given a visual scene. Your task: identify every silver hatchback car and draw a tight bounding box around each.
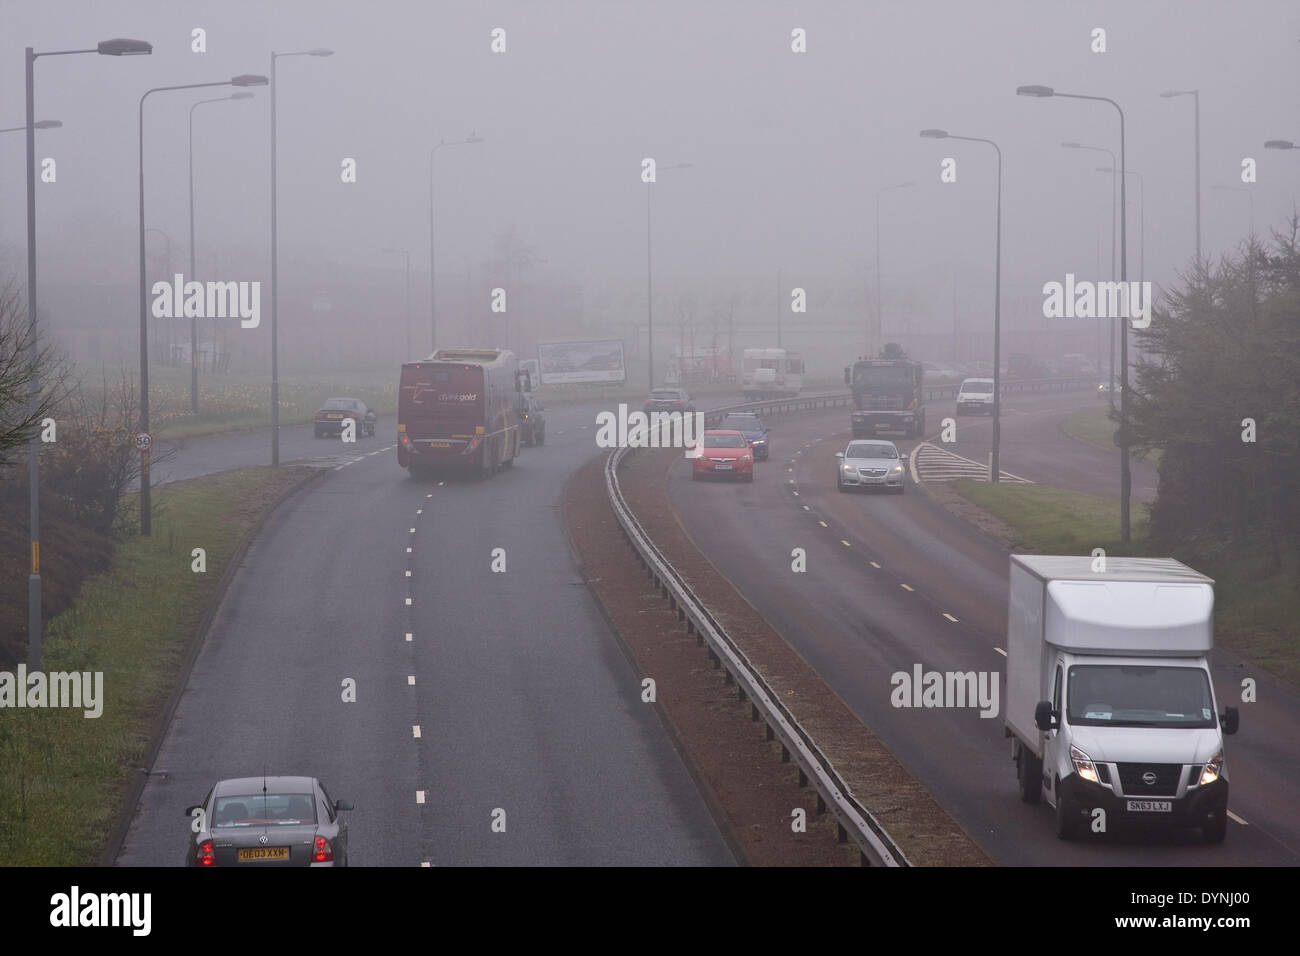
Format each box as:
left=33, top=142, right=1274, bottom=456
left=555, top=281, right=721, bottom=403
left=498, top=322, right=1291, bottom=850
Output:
left=836, top=439, right=906, bottom=494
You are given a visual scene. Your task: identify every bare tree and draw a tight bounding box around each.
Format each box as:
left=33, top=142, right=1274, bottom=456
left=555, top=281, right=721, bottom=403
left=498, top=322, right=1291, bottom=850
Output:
left=0, top=277, right=70, bottom=468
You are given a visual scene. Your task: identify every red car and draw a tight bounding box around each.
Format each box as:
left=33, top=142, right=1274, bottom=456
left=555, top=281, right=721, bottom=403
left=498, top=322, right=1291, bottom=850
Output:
left=691, top=429, right=754, bottom=482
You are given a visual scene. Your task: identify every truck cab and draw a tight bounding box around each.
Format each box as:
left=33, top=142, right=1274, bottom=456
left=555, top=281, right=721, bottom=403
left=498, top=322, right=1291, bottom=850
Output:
left=1006, top=555, right=1237, bottom=843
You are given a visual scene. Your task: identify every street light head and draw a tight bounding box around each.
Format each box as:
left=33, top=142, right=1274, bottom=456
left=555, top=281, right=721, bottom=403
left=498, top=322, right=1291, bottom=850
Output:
left=1016, top=84, right=1054, bottom=97
left=466, top=133, right=484, bottom=144
left=98, top=38, right=153, bottom=56
left=231, top=74, right=269, bottom=87
left=919, top=129, right=948, bottom=139
left=1264, top=139, right=1296, bottom=150
left=230, top=92, right=254, bottom=100
left=1159, top=90, right=1191, bottom=98
left=307, top=48, right=334, bottom=57
left=33, top=120, right=62, bottom=130
left=1060, top=141, right=1082, bottom=149
left=897, top=180, right=916, bottom=188
left=1096, top=166, right=1114, bottom=172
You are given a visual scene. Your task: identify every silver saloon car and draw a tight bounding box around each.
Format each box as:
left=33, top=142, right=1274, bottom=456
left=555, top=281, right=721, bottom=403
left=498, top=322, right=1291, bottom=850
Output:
left=836, top=439, right=906, bottom=494
left=185, top=775, right=353, bottom=867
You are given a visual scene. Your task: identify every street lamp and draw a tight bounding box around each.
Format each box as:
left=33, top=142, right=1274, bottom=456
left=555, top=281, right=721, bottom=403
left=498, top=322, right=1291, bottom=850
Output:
left=23, top=36, right=151, bottom=669
left=921, top=129, right=1002, bottom=482
left=1100, top=167, right=1144, bottom=281
left=874, top=180, right=914, bottom=355
left=1264, top=139, right=1297, bottom=150
left=1019, top=83, right=1133, bottom=542
left=647, top=161, right=692, bottom=390
left=382, top=246, right=412, bottom=359
left=1064, top=142, right=1117, bottom=404
left=1161, top=90, right=1201, bottom=263
left=0, top=119, right=61, bottom=133
left=189, top=91, right=254, bottom=411
left=139, top=74, right=267, bottom=536
left=271, top=47, right=333, bottom=468
left=429, top=133, right=484, bottom=355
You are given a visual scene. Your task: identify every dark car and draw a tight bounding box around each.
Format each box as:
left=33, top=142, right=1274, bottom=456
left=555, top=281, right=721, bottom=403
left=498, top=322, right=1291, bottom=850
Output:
left=314, top=397, right=376, bottom=438
left=643, top=388, right=695, bottom=416
left=185, top=775, right=353, bottom=867
left=519, top=394, right=546, bottom=446
left=719, top=412, right=770, bottom=460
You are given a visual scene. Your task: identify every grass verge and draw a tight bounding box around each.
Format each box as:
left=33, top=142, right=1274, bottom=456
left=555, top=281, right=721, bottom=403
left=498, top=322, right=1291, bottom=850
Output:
left=0, top=465, right=316, bottom=865
left=949, top=479, right=1298, bottom=688
left=1062, top=404, right=1164, bottom=466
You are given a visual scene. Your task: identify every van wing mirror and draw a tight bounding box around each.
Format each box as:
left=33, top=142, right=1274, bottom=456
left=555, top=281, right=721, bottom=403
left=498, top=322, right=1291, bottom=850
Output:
left=1220, top=706, right=1239, bottom=736
left=1034, top=700, right=1057, bottom=732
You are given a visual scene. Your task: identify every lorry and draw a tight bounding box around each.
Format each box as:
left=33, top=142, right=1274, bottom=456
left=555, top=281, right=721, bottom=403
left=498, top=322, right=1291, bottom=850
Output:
left=742, top=347, right=802, bottom=400
left=1005, top=555, right=1237, bottom=843
left=844, top=357, right=925, bottom=438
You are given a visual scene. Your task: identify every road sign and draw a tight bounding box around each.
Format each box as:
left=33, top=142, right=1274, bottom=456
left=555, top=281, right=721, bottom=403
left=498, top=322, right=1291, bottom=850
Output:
left=134, top=432, right=153, bottom=452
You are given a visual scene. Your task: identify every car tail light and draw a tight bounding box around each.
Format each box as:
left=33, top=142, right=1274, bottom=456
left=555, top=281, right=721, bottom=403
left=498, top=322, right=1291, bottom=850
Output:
left=196, top=838, right=216, bottom=866
left=313, top=835, right=333, bottom=863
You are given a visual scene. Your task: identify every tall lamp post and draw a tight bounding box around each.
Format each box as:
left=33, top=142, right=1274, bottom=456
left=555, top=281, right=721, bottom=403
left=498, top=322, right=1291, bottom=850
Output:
left=24, top=37, right=151, bottom=669
left=1019, top=83, right=1132, bottom=542
left=189, top=91, right=254, bottom=409
left=1160, top=90, right=1201, bottom=264
left=429, top=133, right=483, bottom=355
left=647, top=161, right=692, bottom=390
left=1063, top=142, right=1116, bottom=404
left=382, top=246, right=412, bottom=359
left=921, top=131, right=1002, bottom=481
left=140, top=74, right=267, bottom=535
left=874, top=181, right=914, bottom=356
left=271, top=47, right=333, bottom=468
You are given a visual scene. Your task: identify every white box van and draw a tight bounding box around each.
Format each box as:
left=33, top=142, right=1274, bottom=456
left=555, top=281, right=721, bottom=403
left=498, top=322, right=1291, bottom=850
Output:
left=1005, top=555, right=1237, bottom=842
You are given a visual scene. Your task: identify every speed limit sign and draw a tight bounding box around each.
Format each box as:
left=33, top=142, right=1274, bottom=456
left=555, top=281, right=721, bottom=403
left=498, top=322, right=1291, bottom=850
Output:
left=134, top=431, right=153, bottom=452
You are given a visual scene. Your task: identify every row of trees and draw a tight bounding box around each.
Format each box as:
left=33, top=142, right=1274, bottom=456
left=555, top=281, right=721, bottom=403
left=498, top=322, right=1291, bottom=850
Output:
left=1130, top=219, right=1300, bottom=577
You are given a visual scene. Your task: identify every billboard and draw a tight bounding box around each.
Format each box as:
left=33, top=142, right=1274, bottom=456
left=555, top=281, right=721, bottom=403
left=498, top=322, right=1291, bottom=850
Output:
left=537, top=339, right=626, bottom=385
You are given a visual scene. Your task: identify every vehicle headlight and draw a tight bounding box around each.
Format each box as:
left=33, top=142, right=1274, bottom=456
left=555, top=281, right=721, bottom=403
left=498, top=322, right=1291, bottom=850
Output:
left=1070, top=745, right=1100, bottom=785
left=741, top=455, right=751, bottom=462
left=890, top=465, right=903, bottom=474
left=843, top=464, right=855, bottom=472
left=1199, top=751, right=1224, bottom=786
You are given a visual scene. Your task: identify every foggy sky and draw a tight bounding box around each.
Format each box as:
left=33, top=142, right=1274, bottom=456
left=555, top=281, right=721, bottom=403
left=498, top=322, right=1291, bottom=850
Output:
left=1, top=0, right=1298, bottom=364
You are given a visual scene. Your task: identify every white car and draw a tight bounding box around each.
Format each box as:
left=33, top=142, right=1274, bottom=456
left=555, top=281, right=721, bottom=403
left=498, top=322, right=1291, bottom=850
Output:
left=836, top=439, right=906, bottom=494
left=956, top=378, right=995, bottom=415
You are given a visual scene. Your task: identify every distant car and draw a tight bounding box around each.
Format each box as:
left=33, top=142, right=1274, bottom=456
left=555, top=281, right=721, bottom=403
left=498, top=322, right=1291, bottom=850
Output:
left=691, top=429, right=754, bottom=482
left=185, top=775, right=353, bottom=867
left=1097, top=381, right=1124, bottom=395
left=314, top=397, right=376, bottom=438
left=519, top=394, right=546, bottom=446
left=719, top=412, right=770, bottom=460
left=836, top=439, right=906, bottom=494
left=956, top=378, right=995, bottom=415
left=644, top=388, right=695, bottom=416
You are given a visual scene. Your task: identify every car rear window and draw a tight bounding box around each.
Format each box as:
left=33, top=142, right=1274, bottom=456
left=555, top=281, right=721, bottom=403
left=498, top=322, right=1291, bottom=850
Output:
left=213, top=793, right=317, bottom=827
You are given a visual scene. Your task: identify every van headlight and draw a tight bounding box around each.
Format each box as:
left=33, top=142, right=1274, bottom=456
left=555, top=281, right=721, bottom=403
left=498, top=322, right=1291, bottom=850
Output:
left=1199, top=751, right=1224, bottom=786
left=1070, top=745, right=1100, bottom=785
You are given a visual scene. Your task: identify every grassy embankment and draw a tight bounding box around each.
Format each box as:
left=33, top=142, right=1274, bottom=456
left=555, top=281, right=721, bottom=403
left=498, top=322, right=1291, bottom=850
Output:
left=951, top=480, right=1297, bottom=687
left=0, top=466, right=314, bottom=865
